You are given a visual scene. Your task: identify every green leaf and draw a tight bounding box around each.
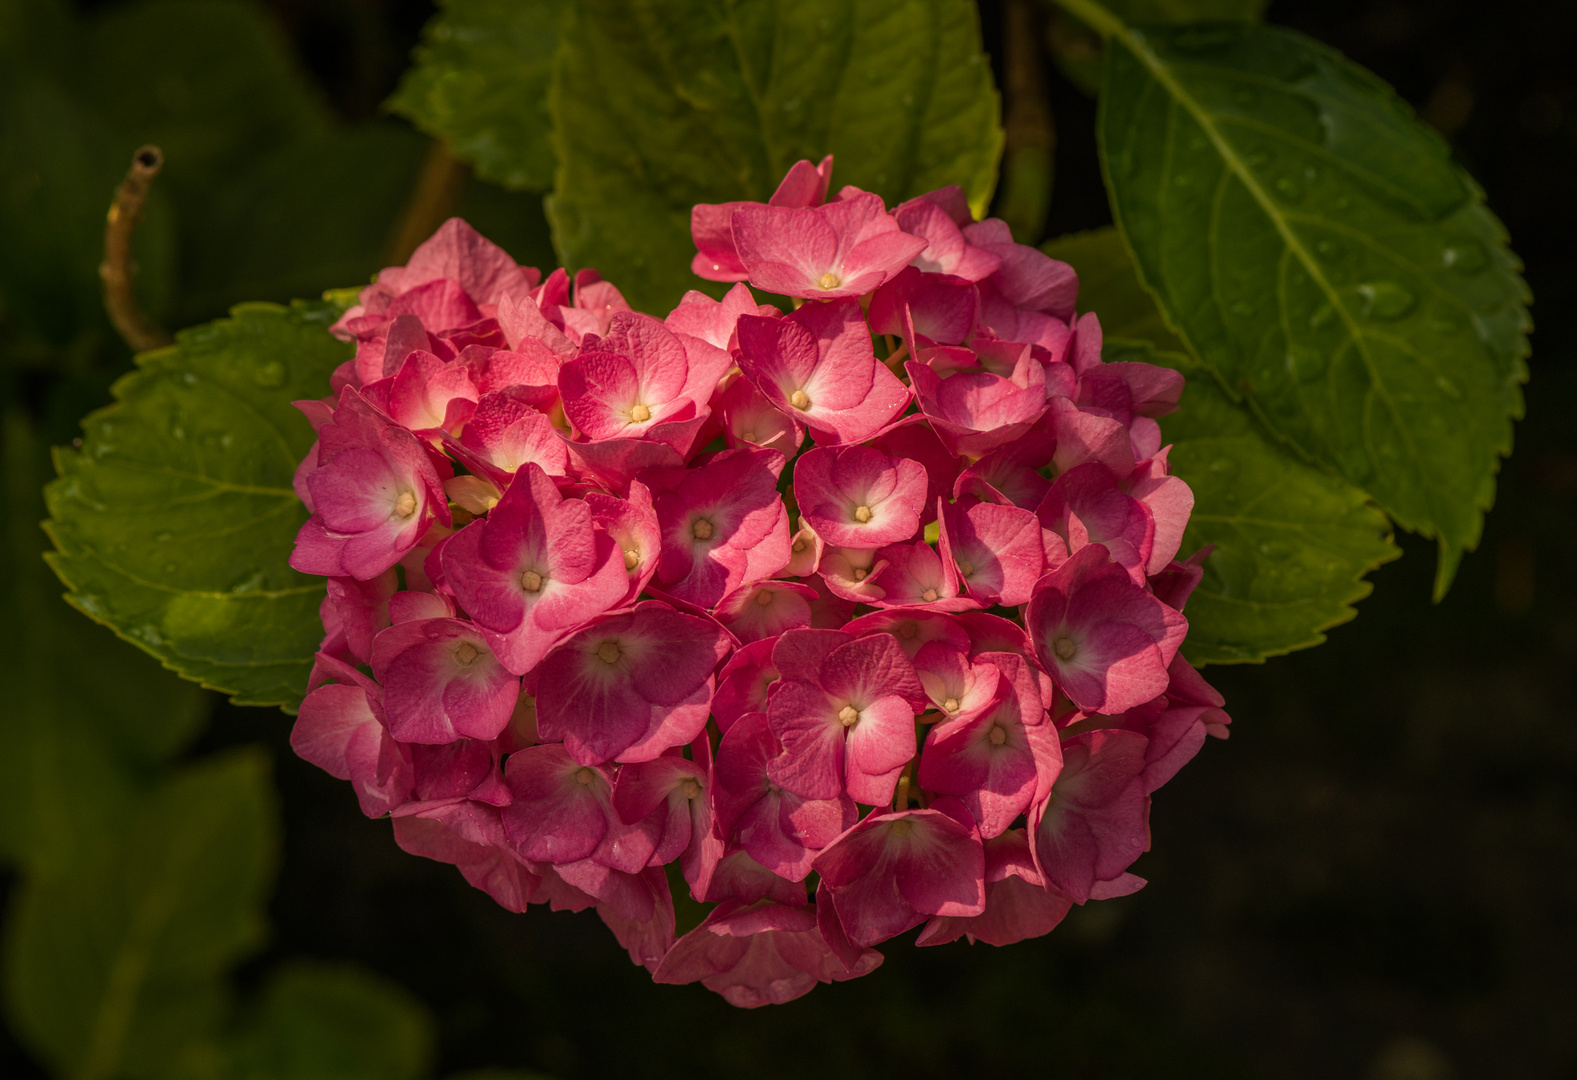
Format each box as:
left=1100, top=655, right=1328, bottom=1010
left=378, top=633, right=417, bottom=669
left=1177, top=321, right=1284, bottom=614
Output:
left=210, top=962, right=434, bottom=1080
left=1091, top=15, right=1529, bottom=598
left=1042, top=0, right=1267, bottom=98
left=549, top=0, right=1003, bottom=313
left=1042, top=226, right=1188, bottom=352
left=388, top=0, right=563, bottom=192
left=1161, top=368, right=1401, bottom=664
left=45, top=299, right=350, bottom=710
left=0, top=412, right=210, bottom=872
left=3, top=749, right=278, bottom=1080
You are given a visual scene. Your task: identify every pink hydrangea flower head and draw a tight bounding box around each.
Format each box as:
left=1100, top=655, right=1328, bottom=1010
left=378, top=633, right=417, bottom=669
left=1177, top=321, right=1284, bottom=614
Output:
left=291, top=387, right=453, bottom=580
left=1029, top=728, right=1150, bottom=903
left=1037, top=461, right=1158, bottom=582
left=916, top=828, right=1071, bottom=947
left=732, top=191, right=928, bottom=300
left=440, top=463, right=629, bottom=675
left=766, top=629, right=927, bottom=805
left=649, top=447, right=791, bottom=607
left=906, top=355, right=1049, bottom=459
left=1026, top=543, right=1188, bottom=715
left=392, top=801, right=540, bottom=913
left=664, top=283, right=763, bottom=350
left=690, top=156, right=835, bottom=282
left=559, top=311, right=729, bottom=441
left=844, top=607, right=971, bottom=659
left=713, top=711, right=856, bottom=880
left=937, top=496, right=1047, bottom=607
left=710, top=637, right=781, bottom=732
left=369, top=615, right=520, bottom=744
left=867, top=266, right=979, bottom=346
left=714, top=579, right=819, bottom=644
left=534, top=601, right=730, bottom=765
left=734, top=298, right=911, bottom=445
left=910, top=640, right=1003, bottom=723
left=868, top=539, right=977, bottom=611
left=891, top=196, right=1001, bottom=281
left=793, top=444, right=927, bottom=549
left=917, top=652, right=1056, bottom=838
left=455, top=387, right=569, bottom=481
left=813, top=798, right=986, bottom=947
left=611, top=753, right=711, bottom=868
left=714, top=373, right=804, bottom=456
left=291, top=653, right=413, bottom=817
left=962, top=218, right=1079, bottom=320
left=585, top=479, right=662, bottom=604
left=654, top=898, right=881, bottom=1007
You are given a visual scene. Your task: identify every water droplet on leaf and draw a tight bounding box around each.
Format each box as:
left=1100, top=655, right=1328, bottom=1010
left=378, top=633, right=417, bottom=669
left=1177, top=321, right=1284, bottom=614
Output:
left=1441, top=238, right=1488, bottom=274
left=1274, top=176, right=1303, bottom=201
left=1258, top=540, right=1295, bottom=560
left=1356, top=281, right=1416, bottom=320
left=1309, top=303, right=1337, bottom=329
left=1286, top=345, right=1329, bottom=382
left=254, top=361, right=286, bottom=387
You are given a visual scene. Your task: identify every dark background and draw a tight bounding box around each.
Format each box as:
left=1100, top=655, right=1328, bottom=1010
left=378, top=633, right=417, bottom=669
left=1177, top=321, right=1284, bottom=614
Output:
left=7, top=0, right=1576, bottom=1076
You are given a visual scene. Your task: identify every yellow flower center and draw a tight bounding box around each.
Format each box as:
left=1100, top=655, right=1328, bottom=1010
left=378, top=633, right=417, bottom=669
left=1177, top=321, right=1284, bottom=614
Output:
left=597, top=641, right=622, bottom=664
left=789, top=389, right=811, bottom=410
left=1053, top=635, right=1077, bottom=661
left=921, top=588, right=938, bottom=602
left=574, top=767, right=596, bottom=785
left=853, top=505, right=873, bottom=523
left=393, top=491, right=417, bottom=518
left=520, top=570, right=543, bottom=592
left=454, top=642, right=480, bottom=666
left=680, top=778, right=703, bottom=800
left=754, top=589, right=775, bottom=606
left=943, top=697, right=960, bottom=712
left=988, top=725, right=1007, bottom=746
left=630, top=403, right=651, bottom=422
left=838, top=705, right=859, bottom=727
left=623, top=548, right=640, bottom=570
left=692, top=518, right=714, bottom=540
left=958, top=558, right=975, bottom=577
left=818, top=271, right=841, bottom=290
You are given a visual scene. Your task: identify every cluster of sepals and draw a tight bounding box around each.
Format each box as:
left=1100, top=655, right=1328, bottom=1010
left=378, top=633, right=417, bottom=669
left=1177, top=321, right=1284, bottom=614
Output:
left=289, top=156, right=1230, bottom=1008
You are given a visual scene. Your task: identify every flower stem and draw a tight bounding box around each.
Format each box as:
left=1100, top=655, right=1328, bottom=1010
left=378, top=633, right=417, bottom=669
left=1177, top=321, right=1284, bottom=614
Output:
left=99, top=145, right=171, bottom=353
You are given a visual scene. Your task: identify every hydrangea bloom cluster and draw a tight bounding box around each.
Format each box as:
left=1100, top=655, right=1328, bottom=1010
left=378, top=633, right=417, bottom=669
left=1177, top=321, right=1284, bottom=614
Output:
left=289, top=157, right=1230, bottom=1008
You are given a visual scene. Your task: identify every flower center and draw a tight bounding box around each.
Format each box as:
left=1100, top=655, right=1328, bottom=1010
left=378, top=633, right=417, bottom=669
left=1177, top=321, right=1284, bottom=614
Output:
left=692, top=518, right=714, bottom=540
left=792, top=538, right=807, bottom=553
left=454, top=642, right=480, bottom=666
left=888, top=818, right=914, bottom=838
left=680, top=778, right=703, bottom=800
left=957, top=558, right=975, bottom=577
left=520, top=569, right=543, bottom=592
left=898, top=621, right=918, bottom=639
left=943, top=697, right=960, bottom=712
left=597, top=640, right=622, bottom=664
left=392, top=491, right=417, bottom=518
left=574, top=767, right=596, bottom=785
left=629, top=403, right=651, bottom=422
left=838, top=705, right=859, bottom=727
left=623, top=548, right=640, bottom=570
left=818, top=271, right=841, bottom=290
left=740, top=429, right=756, bottom=443
left=921, top=587, right=938, bottom=602
left=988, top=725, right=1007, bottom=746
left=853, top=567, right=868, bottom=580
left=1052, top=635, right=1077, bottom=661
left=789, top=389, right=811, bottom=410
left=754, top=589, right=775, bottom=606
left=853, top=505, right=873, bottom=523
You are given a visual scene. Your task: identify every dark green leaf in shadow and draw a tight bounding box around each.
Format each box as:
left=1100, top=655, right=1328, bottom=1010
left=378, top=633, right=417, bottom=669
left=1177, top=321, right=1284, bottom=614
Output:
left=549, top=0, right=1003, bottom=312
left=388, top=0, right=564, bottom=192
left=0, top=413, right=209, bottom=872
left=2, top=749, right=277, bottom=1080
left=211, top=962, right=434, bottom=1080
left=45, top=299, right=350, bottom=710
left=1094, top=17, right=1529, bottom=598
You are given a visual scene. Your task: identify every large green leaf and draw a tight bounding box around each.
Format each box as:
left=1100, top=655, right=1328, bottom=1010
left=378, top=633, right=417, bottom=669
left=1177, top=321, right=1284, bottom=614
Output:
left=388, top=0, right=563, bottom=192
left=1042, top=0, right=1268, bottom=98
left=1160, top=369, right=1400, bottom=664
left=0, top=413, right=209, bottom=872
left=201, top=962, right=433, bottom=1080
left=3, top=749, right=277, bottom=1080
left=45, top=299, right=350, bottom=710
left=1081, top=8, right=1529, bottom=598
left=1050, top=225, right=1402, bottom=662
left=549, top=0, right=1003, bottom=312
